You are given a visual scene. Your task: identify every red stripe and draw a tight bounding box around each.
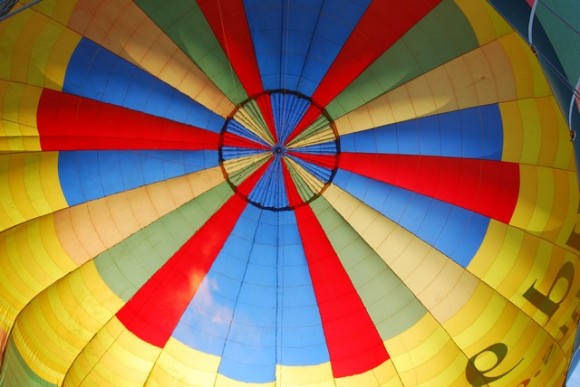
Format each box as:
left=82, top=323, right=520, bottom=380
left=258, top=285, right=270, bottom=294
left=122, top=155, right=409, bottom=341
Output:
left=36, top=89, right=219, bottom=151
left=294, top=204, right=389, bottom=377
left=340, top=153, right=520, bottom=223
left=287, top=152, right=338, bottom=170
left=286, top=0, right=441, bottom=143
left=281, top=159, right=304, bottom=208
left=116, top=161, right=270, bottom=347
left=223, top=132, right=270, bottom=151
left=197, top=0, right=278, bottom=142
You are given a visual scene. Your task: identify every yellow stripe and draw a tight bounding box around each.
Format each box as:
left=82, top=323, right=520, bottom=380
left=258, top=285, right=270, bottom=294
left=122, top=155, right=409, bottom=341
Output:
left=0, top=214, right=77, bottom=337
left=32, top=0, right=78, bottom=23
left=322, top=184, right=477, bottom=323
left=215, top=375, right=275, bottom=387
left=511, top=165, right=579, bottom=248
left=65, top=317, right=160, bottom=386
left=277, top=363, right=334, bottom=386
left=386, top=315, right=466, bottom=386
left=149, top=338, right=220, bottom=387
left=55, top=166, right=224, bottom=266
left=501, top=97, right=574, bottom=169
left=0, top=10, right=80, bottom=90
left=0, top=152, right=67, bottom=232
left=498, top=33, right=551, bottom=99
left=236, top=102, right=275, bottom=145
left=443, top=283, right=566, bottom=385
left=11, top=262, right=124, bottom=383
left=335, top=360, right=399, bottom=387
left=454, top=0, right=512, bottom=45
left=0, top=81, right=41, bottom=152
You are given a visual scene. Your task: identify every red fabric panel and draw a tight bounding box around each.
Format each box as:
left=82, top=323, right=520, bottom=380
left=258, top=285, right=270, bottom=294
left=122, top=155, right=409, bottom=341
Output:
left=281, top=158, right=305, bottom=208
left=293, top=204, right=389, bottom=377
left=198, top=0, right=277, bottom=141
left=340, top=153, right=520, bottom=223
left=37, top=89, right=219, bottom=151
left=287, top=152, right=338, bottom=170
left=116, top=160, right=270, bottom=347
left=286, top=0, right=441, bottom=143
left=223, top=132, right=270, bottom=150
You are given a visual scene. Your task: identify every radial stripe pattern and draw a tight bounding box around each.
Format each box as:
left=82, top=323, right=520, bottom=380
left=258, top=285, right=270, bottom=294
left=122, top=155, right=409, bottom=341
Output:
left=0, top=1, right=579, bottom=386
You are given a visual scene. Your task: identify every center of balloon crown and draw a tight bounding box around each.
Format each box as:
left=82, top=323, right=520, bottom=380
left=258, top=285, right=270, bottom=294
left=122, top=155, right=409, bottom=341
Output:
left=219, top=90, right=340, bottom=211
left=272, top=144, right=286, bottom=156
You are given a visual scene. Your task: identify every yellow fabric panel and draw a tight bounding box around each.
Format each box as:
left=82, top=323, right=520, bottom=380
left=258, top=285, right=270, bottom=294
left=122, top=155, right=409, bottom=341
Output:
left=277, top=363, right=334, bottom=386
left=470, top=222, right=580, bottom=342
left=215, top=375, right=274, bottom=387
left=501, top=97, right=574, bottom=169
left=65, top=317, right=160, bottom=386
left=454, top=0, right=512, bottom=45
left=236, top=104, right=275, bottom=145
left=511, top=165, right=579, bottom=247
left=334, top=33, right=521, bottom=135
left=30, top=0, right=78, bottom=24
left=10, top=262, right=124, bottom=383
left=499, top=33, right=552, bottom=99
left=148, top=338, right=221, bottom=387
left=322, top=184, right=477, bottom=323
left=0, top=214, right=75, bottom=339
left=385, top=315, right=467, bottom=386
left=0, top=152, right=67, bottom=232
left=335, top=360, right=399, bottom=387
left=443, top=283, right=567, bottom=385
left=0, top=9, right=80, bottom=90
left=65, top=0, right=233, bottom=117
left=55, top=166, right=224, bottom=266
left=0, top=81, right=41, bottom=152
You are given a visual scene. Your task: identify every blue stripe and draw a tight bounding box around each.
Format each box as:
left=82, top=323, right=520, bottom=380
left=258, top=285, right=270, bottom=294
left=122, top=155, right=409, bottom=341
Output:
left=58, top=150, right=217, bottom=206
left=248, top=156, right=289, bottom=208
left=270, top=92, right=311, bottom=142
left=296, top=0, right=371, bottom=96
left=221, top=146, right=267, bottom=161
left=333, top=169, right=489, bottom=267
left=289, top=155, right=332, bottom=183
left=173, top=208, right=329, bottom=383
left=63, top=38, right=225, bottom=132
left=243, top=0, right=370, bottom=95
left=340, top=105, right=504, bottom=160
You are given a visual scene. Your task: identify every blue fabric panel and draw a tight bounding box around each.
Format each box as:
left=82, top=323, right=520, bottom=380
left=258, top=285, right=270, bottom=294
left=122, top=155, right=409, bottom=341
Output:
left=289, top=154, right=332, bottom=183
left=244, top=0, right=326, bottom=91
left=173, top=208, right=329, bottom=383
left=63, top=38, right=225, bottom=132
left=291, top=142, right=338, bottom=155
left=58, top=150, right=217, bottom=206
left=275, top=210, right=330, bottom=365
left=340, top=105, right=504, bottom=160
left=333, top=170, right=489, bottom=267
left=248, top=156, right=289, bottom=208
left=221, top=146, right=267, bottom=161
left=270, top=92, right=311, bottom=142
left=296, top=0, right=372, bottom=96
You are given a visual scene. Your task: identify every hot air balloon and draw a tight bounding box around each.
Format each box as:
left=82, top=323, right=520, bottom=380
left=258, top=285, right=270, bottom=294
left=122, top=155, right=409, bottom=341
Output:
left=0, top=0, right=579, bottom=386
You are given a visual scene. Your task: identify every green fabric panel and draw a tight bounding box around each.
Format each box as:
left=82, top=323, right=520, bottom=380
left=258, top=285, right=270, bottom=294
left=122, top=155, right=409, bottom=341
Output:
left=535, top=1, right=580, bottom=86
left=95, top=182, right=233, bottom=301
left=326, top=0, right=478, bottom=119
left=135, top=0, right=247, bottom=104
left=0, top=338, right=55, bottom=387
left=309, top=197, right=427, bottom=340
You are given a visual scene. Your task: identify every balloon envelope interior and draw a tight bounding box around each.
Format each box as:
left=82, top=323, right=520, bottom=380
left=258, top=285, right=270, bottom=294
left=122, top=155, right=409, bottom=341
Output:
left=0, top=0, right=579, bottom=386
